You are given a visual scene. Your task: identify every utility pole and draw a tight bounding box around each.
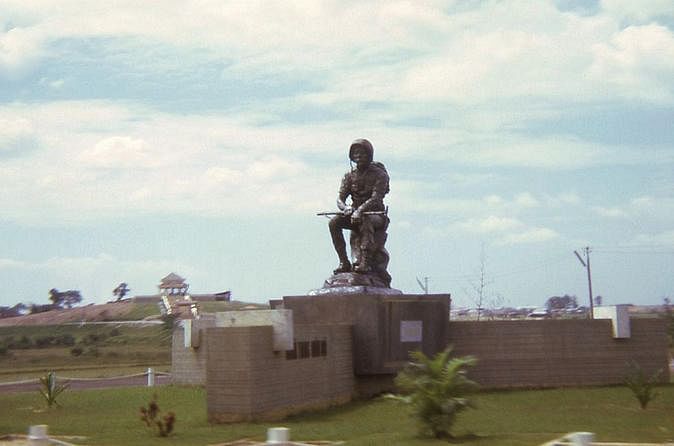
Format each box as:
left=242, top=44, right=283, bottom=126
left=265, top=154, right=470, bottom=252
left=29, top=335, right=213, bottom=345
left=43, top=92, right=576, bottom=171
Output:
left=416, top=276, right=429, bottom=294
left=574, top=247, right=594, bottom=319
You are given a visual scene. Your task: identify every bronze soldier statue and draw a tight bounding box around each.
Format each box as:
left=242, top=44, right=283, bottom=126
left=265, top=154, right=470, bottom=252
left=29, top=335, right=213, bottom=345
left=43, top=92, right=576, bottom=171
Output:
left=326, top=138, right=392, bottom=287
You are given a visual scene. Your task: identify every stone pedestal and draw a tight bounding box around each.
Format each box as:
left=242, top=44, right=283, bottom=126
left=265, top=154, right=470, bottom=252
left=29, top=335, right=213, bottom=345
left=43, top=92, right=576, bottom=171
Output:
left=316, top=271, right=397, bottom=291
left=281, top=292, right=450, bottom=375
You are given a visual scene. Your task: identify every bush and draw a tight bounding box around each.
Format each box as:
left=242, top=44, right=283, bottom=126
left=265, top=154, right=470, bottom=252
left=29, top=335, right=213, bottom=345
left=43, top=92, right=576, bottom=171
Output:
left=70, top=347, right=83, bottom=357
left=389, top=347, right=478, bottom=439
left=109, top=327, right=122, bottom=337
left=39, top=371, right=69, bottom=408
left=82, top=333, right=107, bottom=345
left=0, top=344, right=8, bottom=356
left=84, top=347, right=100, bottom=357
left=35, top=336, right=56, bottom=348
left=14, top=335, right=32, bottom=349
left=59, top=333, right=76, bottom=346
left=624, top=362, right=662, bottom=409
left=139, top=394, right=176, bottom=437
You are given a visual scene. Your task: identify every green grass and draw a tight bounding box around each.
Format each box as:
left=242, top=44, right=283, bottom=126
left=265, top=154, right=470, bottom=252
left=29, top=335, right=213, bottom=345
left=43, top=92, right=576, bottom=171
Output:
left=0, top=325, right=171, bottom=382
left=0, top=385, right=672, bottom=445
left=116, top=303, right=163, bottom=320
left=197, top=301, right=269, bottom=313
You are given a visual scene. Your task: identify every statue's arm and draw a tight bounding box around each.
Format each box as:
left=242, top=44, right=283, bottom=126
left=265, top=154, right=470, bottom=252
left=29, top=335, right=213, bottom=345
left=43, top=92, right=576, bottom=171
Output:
left=353, top=171, right=389, bottom=215
left=336, top=173, right=351, bottom=212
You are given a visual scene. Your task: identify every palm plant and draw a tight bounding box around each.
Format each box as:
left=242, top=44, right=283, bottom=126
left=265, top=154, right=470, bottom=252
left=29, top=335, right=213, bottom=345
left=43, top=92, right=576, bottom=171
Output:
left=391, top=347, right=478, bottom=438
left=624, top=361, right=662, bottom=409
left=39, top=371, right=69, bottom=408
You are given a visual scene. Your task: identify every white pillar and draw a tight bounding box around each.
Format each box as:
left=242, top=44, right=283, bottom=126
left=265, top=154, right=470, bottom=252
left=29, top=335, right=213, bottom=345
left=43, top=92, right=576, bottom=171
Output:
left=568, top=432, right=595, bottom=446
left=267, top=427, right=290, bottom=444
left=28, top=425, right=49, bottom=446
left=147, top=367, right=155, bottom=387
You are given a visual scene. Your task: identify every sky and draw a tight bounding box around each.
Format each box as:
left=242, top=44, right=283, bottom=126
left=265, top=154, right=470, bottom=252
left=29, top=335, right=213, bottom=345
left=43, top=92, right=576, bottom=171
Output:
left=1, top=0, right=673, bottom=310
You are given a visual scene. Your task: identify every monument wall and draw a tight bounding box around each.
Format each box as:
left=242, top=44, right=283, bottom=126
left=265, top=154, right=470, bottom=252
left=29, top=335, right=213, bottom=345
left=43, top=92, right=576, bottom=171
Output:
left=282, top=293, right=450, bottom=375
left=448, top=318, right=669, bottom=388
left=171, top=317, right=216, bottom=385
left=206, top=323, right=354, bottom=422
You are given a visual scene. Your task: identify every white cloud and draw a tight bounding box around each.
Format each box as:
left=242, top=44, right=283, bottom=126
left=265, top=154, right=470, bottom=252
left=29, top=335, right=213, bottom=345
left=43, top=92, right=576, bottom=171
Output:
left=0, top=117, right=35, bottom=153
left=499, top=227, right=560, bottom=245
left=0, top=25, right=44, bottom=77
left=78, top=136, right=160, bottom=169
left=2, top=0, right=674, bottom=106
left=601, top=0, right=674, bottom=22
left=0, top=258, right=27, bottom=269
left=456, top=216, right=524, bottom=234
left=631, top=230, right=674, bottom=247
left=592, top=206, right=628, bottom=218
left=589, top=24, right=674, bottom=102
left=515, top=192, right=539, bottom=208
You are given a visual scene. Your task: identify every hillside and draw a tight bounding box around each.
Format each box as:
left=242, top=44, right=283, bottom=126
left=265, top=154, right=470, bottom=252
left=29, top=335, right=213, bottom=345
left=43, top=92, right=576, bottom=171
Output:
left=0, top=300, right=267, bottom=326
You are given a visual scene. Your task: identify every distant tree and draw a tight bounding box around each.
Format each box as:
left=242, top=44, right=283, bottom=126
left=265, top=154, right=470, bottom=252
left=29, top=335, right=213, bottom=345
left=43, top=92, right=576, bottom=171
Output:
left=594, top=295, right=603, bottom=306
left=545, top=294, right=578, bottom=311
left=113, top=282, right=131, bottom=302
left=48, top=289, right=82, bottom=309
left=464, top=245, right=499, bottom=321
left=30, top=304, right=56, bottom=314
left=0, top=303, right=27, bottom=319
left=663, top=297, right=673, bottom=347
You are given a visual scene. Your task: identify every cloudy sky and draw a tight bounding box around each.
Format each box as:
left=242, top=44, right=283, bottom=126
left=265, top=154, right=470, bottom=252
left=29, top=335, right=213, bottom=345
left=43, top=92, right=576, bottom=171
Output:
left=1, top=0, right=673, bottom=309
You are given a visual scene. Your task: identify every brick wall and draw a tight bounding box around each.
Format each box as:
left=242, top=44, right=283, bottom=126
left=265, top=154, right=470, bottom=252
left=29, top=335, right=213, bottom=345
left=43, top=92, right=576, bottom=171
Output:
left=171, top=317, right=215, bottom=385
left=448, top=318, right=669, bottom=388
left=206, top=323, right=354, bottom=423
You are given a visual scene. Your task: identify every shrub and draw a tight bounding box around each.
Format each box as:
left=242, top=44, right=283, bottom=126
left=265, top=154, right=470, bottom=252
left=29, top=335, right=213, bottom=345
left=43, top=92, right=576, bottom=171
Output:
left=39, top=371, right=69, bottom=408
left=35, top=336, right=56, bottom=348
left=624, top=361, right=662, bottom=409
left=59, top=333, right=76, bottom=346
left=0, top=344, right=8, bottom=356
left=70, top=346, right=83, bottom=357
left=84, top=347, right=100, bottom=357
left=389, top=347, right=478, bottom=439
left=82, top=333, right=107, bottom=345
left=15, top=335, right=32, bottom=349
left=139, top=394, right=176, bottom=437
left=161, top=314, right=176, bottom=331
left=109, top=327, right=122, bottom=337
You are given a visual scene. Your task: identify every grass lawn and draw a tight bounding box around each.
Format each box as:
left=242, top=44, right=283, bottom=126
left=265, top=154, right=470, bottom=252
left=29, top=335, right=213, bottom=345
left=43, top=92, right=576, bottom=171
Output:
left=0, top=325, right=171, bottom=382
left=0, top=385, right=672, bottom=446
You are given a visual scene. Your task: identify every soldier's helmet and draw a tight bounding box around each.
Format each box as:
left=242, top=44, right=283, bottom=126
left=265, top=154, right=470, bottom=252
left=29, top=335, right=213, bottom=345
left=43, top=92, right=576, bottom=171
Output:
left=349, top=138, right=374, bottom=163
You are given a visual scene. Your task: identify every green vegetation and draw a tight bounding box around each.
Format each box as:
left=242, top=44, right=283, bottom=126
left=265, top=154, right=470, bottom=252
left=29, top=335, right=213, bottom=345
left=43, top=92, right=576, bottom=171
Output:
left=38, top=371, right=69, bottom=408
left=0, top=324, right=170, bottom=382
left=390, top=347, right=478, bottom=438
left=139, top=394, right=176, bottom=437
left=624, top=361, right=662, bottom=409
left=116, top=303, right=162, bottom=321
left=0, top=385, right=672, bottom=445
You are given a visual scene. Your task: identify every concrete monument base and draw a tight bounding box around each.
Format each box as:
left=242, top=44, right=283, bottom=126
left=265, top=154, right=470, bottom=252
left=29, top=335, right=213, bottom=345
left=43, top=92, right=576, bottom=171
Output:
left=280, top=292, right=451, bottom=375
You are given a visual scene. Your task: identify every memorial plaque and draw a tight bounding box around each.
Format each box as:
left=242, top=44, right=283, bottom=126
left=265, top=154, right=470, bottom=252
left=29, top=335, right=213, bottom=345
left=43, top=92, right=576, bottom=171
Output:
left=400, top=320, right=423, bottom=343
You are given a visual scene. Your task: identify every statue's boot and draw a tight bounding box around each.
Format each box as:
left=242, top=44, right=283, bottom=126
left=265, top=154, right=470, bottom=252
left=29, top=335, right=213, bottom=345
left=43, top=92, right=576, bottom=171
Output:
left=333, top=259, right=352, bottom=274
left=354, top=252, right=371, bottom=273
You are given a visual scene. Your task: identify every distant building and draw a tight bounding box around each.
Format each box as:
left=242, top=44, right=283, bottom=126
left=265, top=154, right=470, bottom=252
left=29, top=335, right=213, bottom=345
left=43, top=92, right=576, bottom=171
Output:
left=131, top=272, right=231, bottom=303
left=159, top=272, right=189, bottom=296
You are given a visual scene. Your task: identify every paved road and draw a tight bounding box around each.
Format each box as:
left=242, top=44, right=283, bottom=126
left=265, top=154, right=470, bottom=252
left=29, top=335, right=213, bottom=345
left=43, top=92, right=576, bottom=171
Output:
left=0, top=373, right=171, bottom=393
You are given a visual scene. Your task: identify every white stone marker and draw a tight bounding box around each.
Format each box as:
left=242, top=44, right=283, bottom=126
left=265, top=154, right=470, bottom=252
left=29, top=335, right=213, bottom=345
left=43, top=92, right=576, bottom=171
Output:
left=267, top=427, right=290, bottom=444
left=147, top=367, right=155, bottom=387
left=568, top=431, right=595, bottom=446
left=28, top=424, right=49, bottom=446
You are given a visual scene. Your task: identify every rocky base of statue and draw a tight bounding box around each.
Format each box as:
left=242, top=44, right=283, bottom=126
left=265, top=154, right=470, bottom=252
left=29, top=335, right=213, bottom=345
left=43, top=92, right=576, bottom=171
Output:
left=308, top=272, right=402, bottom=296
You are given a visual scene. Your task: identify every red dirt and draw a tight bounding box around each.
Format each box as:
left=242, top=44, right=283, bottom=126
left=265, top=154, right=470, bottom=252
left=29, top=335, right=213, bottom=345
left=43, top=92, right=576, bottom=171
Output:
left=0, top=302, right=155, bottom=326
